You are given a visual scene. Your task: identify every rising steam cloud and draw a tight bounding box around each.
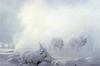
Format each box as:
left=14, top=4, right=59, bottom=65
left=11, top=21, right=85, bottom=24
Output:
left=15, top=0, right=100, bottom=55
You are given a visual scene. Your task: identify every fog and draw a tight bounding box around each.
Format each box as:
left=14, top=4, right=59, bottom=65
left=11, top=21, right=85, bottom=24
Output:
left=0, top=0, right=100, bottom=57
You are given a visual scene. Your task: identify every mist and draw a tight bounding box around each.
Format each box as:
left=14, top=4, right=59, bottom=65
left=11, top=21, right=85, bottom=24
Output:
left=0, top=1, right=100, bottom=66
left=10, top=0, right=99, bottom=58
left=0, top=0, right=99, bottom=58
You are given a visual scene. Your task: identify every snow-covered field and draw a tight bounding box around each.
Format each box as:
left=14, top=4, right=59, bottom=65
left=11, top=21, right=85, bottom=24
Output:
left=0, top=49, right=17, bottom=66
left=0, top=37, right=99, bottom=66
left=0, top=48, right=100, bottom=66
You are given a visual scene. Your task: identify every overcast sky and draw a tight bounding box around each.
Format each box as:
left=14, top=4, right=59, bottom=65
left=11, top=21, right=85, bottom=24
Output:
left=0, top=0, right=25, bottom=44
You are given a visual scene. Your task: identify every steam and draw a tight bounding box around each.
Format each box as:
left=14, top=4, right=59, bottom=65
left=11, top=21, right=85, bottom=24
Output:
left=15, top=0, right=100, bottom=56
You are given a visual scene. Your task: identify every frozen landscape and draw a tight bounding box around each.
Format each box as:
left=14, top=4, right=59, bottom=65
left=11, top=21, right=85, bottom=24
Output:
left=1, top=37, right=100, bottom=66
left=0, top=0, right=100, bottom=66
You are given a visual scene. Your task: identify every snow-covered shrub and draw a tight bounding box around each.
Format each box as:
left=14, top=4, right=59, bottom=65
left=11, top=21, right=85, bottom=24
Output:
left=8, top=44, right=54, bottom=66
left=8, top=53, right=21, bottom=66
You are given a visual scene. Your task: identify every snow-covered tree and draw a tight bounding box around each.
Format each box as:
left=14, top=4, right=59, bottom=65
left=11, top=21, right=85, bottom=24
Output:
left=68, top=35, right=87, bottom=52
left=50, top=38, right=64, bottom=50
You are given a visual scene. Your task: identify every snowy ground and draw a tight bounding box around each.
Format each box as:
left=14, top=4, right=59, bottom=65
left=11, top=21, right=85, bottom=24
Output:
left=0, top=49, right=17, bottom=66
left=0, top=49, right=100, bottom=66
